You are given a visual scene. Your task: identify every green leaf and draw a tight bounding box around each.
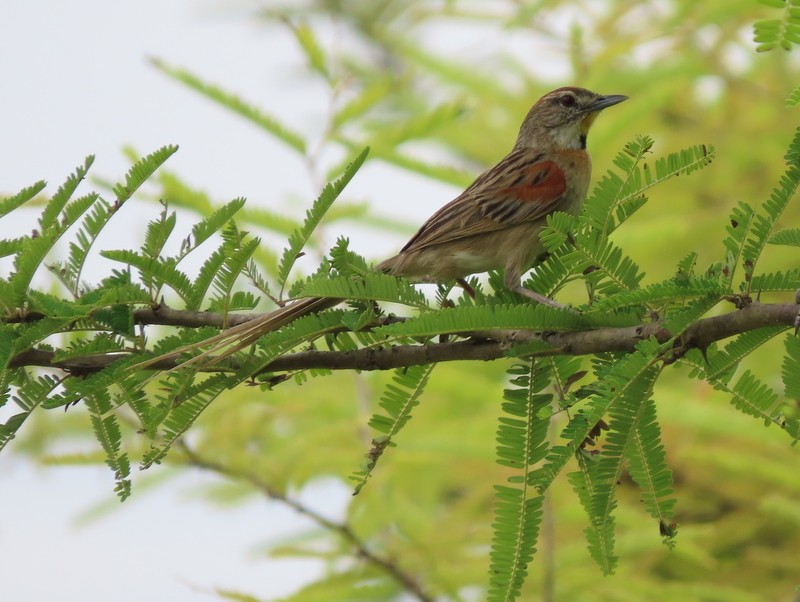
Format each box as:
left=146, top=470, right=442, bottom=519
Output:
left=581, top=135, right=654, bottom=237
left=81, top=270, right=151, bottom=307
left=785, top=125, right=800, bottom=165
left=54, top=148, right=167, bottom=297
left=0, top=180, right=46, bottom=218
left=625, top=397, right=676, bottom=545
left=587, top=277, right=726, bottom=312
left=185, top=245, right=230, bottom=311
left=787, top=84, right=800, bottom=107
left=749, top=269, right=800, bottom=292
left=488, top=359, right=551, bottom=602
left=682, top=332, right=800, bottom=442
left=0, top=327, right=15, bottom=381
left=88, top=408, right=131, bottom=500
left=660, top=295, right=721, bottom=340
left=190, top=197, right=247, bottom=248
left=298, top=272, right=429, bottom=309
left=496, top=361, right=552, bottom=471
left=60, top=196, right=114, bottom=296
left=351, top=364, right=435, bottom=495
left=521, top=253, right=575, bottom=300
left=743, top=176, right=800, bottom=289
left=112, top=145, right=178, bottom=202
left=226, top=291, right=259, bottom=311
left=586, top=343, right=663, bottom=573
left=754, top=0, right=800, bottom=52
left=768, top=227, right=800, bottom=246
left=702, top=326, right=787, bottom=383
left=530, top=339, right=664, bottom=567
left=728, top=370, right=797, bottom=435
left=101, top=249, right=193, bottom=302
left=142, top=207, right=177, bottom=260
left=337, top=139, right=472, bottom=187
left=332, top=79, right=392, bottom=127
left=52, top=333, right=128, bottom=364
left=39, top=156, right=94, bottom=230
left=0, top=411, right=30, bottom=452
left=208, top=226, right=260, bottom=316
left=568, top=452, right=615, bottom=574
left=290, top=22, right=329, bottom=80
left=151, top=59, right=307, bottom=153
left=582, top=137, right=714, bottom=238
left=488, top=487, right=544, bottom=602
left=2, top=373, right=63, bottom=452
left=12, top=316, right=80, bottom=356
left=61, top=365, right=133, bottom=499
left=9, top=186, right=99, bottom=304
left=90, top=305, right=135, bottom=336
left=0, top=237, right=27, bottom=260
left=782, top=335, right=800, bottom=399
left=723, top=201, right=756, bottom=286
left=544, top=216, right=645, bottom=299
left=277, top=147, right=369, bottom=287
left=376, top=303, right=636, bottom=340
left=141, top=373, right=233, bottom=469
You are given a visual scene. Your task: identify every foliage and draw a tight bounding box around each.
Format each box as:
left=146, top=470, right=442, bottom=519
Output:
left=753, top=0, right=800, bottom=52
left=4, top=1, right=800, bottom=601
left=350, top=363, right=435, bottom=495
left=488, top=359, right=550, bottom=601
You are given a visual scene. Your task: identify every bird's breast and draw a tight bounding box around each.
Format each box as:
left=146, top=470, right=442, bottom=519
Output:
left=552, top=149, right=591, bottom=214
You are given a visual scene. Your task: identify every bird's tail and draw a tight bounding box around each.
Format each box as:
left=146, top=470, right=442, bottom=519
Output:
left=202, top=296, right=340, bottom=357
left=135, top=296, right=340, bottom=370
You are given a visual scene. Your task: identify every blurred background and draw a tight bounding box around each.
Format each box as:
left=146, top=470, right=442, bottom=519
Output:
left=2, top=1, right=799, bottom=600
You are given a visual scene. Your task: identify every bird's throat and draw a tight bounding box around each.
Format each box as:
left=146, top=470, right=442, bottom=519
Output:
left=580, top=111, right=599, bottom=134
left=578, top=112, right=599, bottom=149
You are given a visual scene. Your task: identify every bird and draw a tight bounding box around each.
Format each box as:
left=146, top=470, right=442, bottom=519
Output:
left=148, top=87, right=627, bottom=366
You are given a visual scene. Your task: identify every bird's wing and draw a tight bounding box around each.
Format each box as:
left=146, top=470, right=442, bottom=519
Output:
left=398, top=149, right=568, bottom=254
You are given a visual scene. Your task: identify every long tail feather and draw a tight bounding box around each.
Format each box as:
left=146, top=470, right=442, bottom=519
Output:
left=212, top=296, right=338, bottom=357
left=134, top=296, right=339, bottom=370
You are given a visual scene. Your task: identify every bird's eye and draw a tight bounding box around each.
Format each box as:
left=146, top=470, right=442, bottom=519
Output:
left=559, top=94, right=576, bottom=108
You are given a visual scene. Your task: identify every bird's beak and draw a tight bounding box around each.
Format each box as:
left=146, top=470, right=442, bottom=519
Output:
left=586, top=94, right=628, bottom=113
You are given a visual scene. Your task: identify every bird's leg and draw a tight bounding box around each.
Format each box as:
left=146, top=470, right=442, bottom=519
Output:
left=456, top=277, right=476, bottom=299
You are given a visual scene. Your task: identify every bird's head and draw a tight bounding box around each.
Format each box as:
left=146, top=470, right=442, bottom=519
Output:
left=515, top=87, right=628, bottom=151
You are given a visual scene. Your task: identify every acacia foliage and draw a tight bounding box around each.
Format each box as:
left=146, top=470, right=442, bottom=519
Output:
left=3, top=2, right=800, bottom=600
left=2, top=126, right=799, bottom=598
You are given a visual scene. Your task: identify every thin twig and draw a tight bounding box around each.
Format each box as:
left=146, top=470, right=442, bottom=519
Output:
left=176, top=442, right=433, bottom=602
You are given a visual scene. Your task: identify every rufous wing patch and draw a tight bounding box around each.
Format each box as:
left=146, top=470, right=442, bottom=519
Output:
left=500, top=160, right=566, bottom=204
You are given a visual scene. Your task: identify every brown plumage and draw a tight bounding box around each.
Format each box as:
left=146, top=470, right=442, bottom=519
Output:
left=148, top=87, right=627, bottom=366
left=376, top=87, right=627, bottom=303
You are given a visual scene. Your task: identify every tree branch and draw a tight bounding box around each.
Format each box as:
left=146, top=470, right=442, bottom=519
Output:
left=3, top=304, right=270, bottom=328
left=132, top=305, right=261, bottom=328
left=9, top=301, right=800, bottom=373
left=176, top=442, right=433, bottom=602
